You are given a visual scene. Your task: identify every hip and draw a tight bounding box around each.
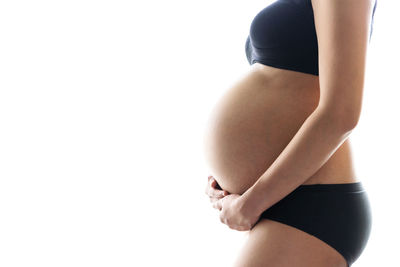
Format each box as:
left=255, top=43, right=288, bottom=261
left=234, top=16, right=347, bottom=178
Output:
left=260, top=182, right=373, bottom=266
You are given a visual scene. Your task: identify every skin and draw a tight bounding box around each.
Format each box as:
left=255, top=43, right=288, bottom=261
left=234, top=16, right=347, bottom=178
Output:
left=205, top=176, right=257, bottom=231
left=205, top=176, right=259, bottom=231
left=204, top=0, right=375, bottom=266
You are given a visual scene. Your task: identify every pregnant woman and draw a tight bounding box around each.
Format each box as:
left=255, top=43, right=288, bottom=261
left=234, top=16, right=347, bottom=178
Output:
left=203, top=0, right=377, bottom=266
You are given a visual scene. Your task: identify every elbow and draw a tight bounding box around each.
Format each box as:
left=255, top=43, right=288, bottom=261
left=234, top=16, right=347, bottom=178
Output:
left=338, top=115, right=359, bottom=131
left=316, top=105, right=360, bottom=132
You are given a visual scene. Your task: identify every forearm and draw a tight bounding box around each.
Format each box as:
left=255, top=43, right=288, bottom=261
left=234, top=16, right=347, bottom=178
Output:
left=239, top=107, right=356, bottom=217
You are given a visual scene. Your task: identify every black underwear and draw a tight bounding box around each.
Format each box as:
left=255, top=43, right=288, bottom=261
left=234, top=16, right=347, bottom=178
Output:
left=260, top=182, right=372, bottom=267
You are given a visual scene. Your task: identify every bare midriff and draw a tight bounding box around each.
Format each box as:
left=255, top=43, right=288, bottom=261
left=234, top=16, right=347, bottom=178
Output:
left=203, top=63, right=359, bottom=195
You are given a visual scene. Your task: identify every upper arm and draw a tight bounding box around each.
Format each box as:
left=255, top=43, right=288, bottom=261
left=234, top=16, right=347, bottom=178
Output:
left=311, top=0, right=375, bottom=128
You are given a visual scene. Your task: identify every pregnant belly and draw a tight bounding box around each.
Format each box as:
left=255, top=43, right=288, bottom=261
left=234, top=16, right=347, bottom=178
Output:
left=203, top=68, right=320, bottom=195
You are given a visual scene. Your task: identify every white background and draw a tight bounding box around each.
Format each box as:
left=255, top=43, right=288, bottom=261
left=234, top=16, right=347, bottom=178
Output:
left=0, top=0, right=398, bottom=266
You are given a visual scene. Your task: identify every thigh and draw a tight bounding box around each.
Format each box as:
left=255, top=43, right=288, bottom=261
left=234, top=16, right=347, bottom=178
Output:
left=232, top=219, right=347, bottom=267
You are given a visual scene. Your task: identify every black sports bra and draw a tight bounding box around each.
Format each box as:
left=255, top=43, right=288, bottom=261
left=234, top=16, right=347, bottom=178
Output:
left=245, top=0, right=377, bottom=76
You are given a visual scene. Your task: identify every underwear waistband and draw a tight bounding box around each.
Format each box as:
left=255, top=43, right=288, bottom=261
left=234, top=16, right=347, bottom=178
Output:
left=294, top=182, right=365, bottom=193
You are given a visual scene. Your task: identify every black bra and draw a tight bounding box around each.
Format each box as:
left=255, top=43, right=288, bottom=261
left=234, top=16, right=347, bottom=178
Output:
left=245, top=0, right=377, bottom=76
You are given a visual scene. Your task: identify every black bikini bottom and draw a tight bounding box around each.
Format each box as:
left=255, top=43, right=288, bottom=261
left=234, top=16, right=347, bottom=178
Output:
left=260, top=182, right=372, bottom=267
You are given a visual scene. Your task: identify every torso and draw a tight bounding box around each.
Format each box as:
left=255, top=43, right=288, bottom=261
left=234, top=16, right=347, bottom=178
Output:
left=203, top=63, right=360, bottom=195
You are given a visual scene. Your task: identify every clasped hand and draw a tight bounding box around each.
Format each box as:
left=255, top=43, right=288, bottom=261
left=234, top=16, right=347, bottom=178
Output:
left=205, top=175, right=260, bottom=231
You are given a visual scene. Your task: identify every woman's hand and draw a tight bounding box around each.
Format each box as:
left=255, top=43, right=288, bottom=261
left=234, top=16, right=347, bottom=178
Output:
left=205, top=175, right=230, bottom=206
left=214, top=193, right=261, bottom=231
left=205, top=175, right=260, bottom=231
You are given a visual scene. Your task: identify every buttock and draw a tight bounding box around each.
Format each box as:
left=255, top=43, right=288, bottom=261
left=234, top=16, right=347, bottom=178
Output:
left=260, top=182, right=373, bottom=267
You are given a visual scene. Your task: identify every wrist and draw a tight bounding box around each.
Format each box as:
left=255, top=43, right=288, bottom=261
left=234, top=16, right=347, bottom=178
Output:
left=238, top=186, right=264, bottom=218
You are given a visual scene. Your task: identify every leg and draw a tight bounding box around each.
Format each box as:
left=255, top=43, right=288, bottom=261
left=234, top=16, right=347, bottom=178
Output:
left=232, top=219, right=348, bottom=267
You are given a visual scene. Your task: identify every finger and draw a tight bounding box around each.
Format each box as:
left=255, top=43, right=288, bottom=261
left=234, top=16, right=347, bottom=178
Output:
left=205, top=176, right=216, bottom=195
left=209, top=179, right=227, bottom=196
left=209, top=196, right=226, bottom=206
left=235, top=225, right=248, bottom=231
left=206, top=178, right=227, bottom=198
left=212, top=201, right=218, bottom=209
left=210, top=177, right=229, bottom=196
left=213, top=199, right=222, bottom=210
left=209, top=187, right=228, bottom=198
left=210, top=178, right=217, bottom=188
left=237, top=226, right=249, bottom=231
left=209, top=189, right=225, bottom=199
left=209, top=197, right=218, bottom=203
